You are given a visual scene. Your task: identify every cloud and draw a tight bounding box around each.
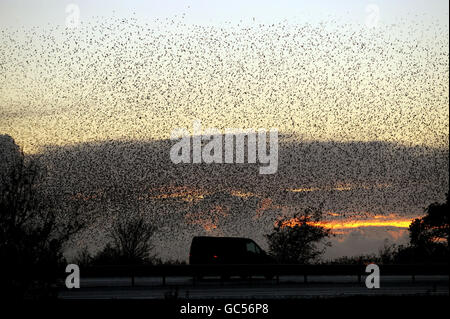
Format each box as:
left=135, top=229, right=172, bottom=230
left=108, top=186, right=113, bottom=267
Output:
left=3, top=136, right=446, bottom=260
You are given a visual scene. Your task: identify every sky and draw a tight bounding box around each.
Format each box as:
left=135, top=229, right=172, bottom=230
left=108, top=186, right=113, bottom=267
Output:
left=0, top=1, right=449, bottom=260
left=0, top=0, right=448, bottom=27
left=0, top=0, right=448, bottom=152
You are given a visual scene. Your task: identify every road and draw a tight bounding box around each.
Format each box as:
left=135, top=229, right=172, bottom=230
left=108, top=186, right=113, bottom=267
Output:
left=59, top=275, right=449, bottom=299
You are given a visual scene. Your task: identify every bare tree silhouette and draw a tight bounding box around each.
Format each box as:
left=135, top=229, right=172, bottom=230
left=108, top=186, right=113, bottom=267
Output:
left=110, top=213, right=157, bottom=264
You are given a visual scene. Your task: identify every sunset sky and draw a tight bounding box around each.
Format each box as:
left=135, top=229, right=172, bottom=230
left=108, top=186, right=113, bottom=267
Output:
left=0, top=0, right=449, bottom=259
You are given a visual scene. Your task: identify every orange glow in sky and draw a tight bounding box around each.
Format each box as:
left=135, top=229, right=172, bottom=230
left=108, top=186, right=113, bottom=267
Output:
left=281, top=215, right=416, bottom=229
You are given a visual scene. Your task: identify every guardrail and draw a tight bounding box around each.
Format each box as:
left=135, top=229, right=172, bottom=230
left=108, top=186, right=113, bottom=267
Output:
left=74, top=264, right=449, bottom=287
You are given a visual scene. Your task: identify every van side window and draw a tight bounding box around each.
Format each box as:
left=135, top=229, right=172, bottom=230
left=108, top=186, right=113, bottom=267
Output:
left=246, top=241, right=261, bottom=254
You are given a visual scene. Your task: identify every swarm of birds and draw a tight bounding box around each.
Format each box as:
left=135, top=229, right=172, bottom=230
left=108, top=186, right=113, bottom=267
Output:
left=0, top=12, right=448, bottom=260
